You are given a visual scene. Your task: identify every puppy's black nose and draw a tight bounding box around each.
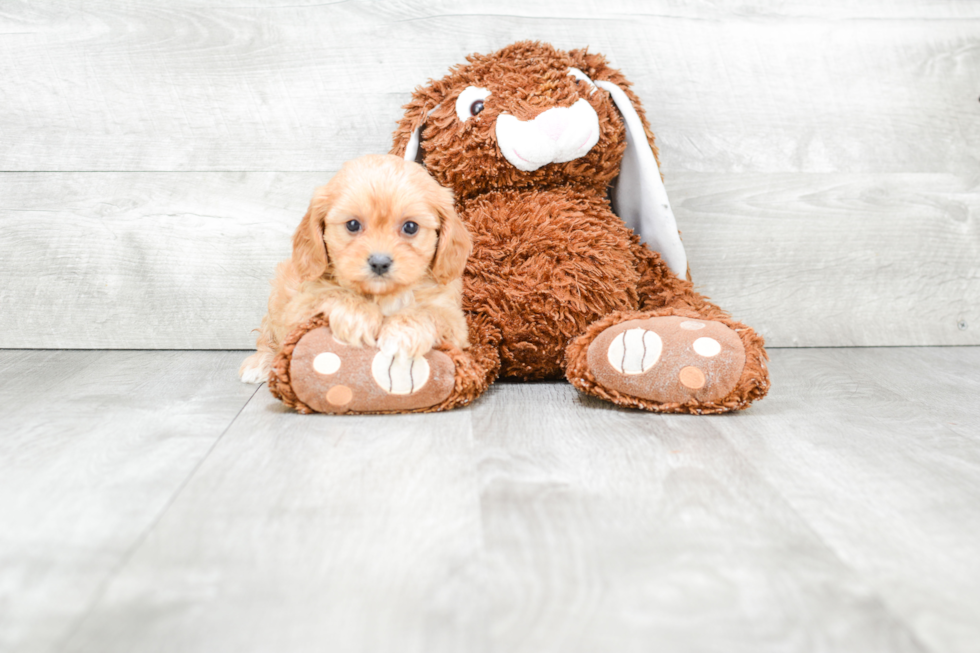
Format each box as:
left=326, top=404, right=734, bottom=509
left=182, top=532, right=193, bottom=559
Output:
left=368, top=253, right=393, bottom=276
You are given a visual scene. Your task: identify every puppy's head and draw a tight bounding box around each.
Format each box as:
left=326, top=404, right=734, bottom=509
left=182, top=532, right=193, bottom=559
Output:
left=292, top=153, right=470, bottom=295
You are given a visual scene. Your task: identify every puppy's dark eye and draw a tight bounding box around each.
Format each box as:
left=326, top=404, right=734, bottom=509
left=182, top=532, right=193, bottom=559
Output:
left=401, top=221, right=419, bottom=236
left=345, top=219, right=361, bottom=233
left=469, top=100, right=484, bottom=117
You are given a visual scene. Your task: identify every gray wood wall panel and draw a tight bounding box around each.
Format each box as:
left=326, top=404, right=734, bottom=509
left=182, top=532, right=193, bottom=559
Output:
left=0, top=171, right=975, bottom=348
left=0, top=172, right=317, bottom=349
left=1, top=1, right=977, bottom=348
left=675, top=173, right=980, bottom=347
left=1, top=1, right=977, bottom=173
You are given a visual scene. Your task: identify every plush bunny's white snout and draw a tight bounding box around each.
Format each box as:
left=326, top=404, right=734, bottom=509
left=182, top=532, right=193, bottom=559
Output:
left=495, top=99, right=600, bottom=172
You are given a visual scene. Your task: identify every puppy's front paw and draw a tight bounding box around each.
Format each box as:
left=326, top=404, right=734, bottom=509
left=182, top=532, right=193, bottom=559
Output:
left=329, top=304, right=383, bottom=347
left=377, top=315, right=438, bottom=360
left=239, top=351, right=273, bottom=384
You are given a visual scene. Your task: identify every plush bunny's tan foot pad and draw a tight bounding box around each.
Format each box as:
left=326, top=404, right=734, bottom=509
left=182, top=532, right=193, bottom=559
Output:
left=587, top=316, right=745, bottom=404
left=288, top=326, right=455, bottom=414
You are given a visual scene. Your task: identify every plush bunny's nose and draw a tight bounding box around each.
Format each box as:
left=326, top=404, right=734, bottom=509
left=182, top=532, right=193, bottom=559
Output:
left=535, top=110, right=568, bottom=141
left=495, top=99, right=599, bottom=172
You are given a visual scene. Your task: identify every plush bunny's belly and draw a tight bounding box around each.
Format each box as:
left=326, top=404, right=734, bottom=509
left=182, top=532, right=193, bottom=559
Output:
left=460, top=188, right=642, bottom=380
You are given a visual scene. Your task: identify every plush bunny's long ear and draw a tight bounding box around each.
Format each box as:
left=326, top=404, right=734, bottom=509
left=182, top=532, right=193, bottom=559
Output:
left=403, top=104, right=441, bottom=164
left=594, top=80, right=687, bottom=278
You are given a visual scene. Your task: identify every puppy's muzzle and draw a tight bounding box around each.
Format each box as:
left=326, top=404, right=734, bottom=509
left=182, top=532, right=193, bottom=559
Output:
left=368, top=253, right=393, bottom=276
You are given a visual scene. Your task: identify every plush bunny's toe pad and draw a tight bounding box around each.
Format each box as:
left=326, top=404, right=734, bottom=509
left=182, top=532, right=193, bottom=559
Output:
left=587, top=316, right=745, bottom=405
left=287, top=326, right=455, bottom=414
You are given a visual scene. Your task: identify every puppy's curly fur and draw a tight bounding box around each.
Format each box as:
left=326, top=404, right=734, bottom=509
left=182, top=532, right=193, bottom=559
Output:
left=239, top=154, right=472, bottom=384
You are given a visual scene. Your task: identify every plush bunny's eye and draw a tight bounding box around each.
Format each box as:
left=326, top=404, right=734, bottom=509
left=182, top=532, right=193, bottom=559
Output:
left=567, top=68, right=597, bottom=95
left=455, top=86, right=491, bottom=122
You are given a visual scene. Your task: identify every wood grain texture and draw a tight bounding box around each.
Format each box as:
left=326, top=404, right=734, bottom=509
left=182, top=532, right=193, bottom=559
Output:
left=713, top=346, right=980, bottom=652
left=60, top=388, right=485, bottom=653
left=1, top=2, right=977, bottom=347
left=3, top=347, right=979, bottom=652
left=0, top=350, right=256, bottom=653
left=0, top=1, right=977, bottom=173
left=470, top=383, right=924, bottom=653
left=0, top=171, right=975, bottom=349
left=852, top=346, right=980, bottom=442
left=0, top=172, right=323, bottom=349
left=675, top=173, right=980, bottom=347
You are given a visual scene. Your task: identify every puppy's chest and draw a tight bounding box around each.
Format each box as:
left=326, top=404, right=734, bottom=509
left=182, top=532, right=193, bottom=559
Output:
left=376, top=290, right=416, bottom=316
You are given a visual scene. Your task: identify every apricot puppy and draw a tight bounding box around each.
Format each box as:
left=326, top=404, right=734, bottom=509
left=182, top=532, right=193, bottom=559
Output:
left=239, top=154, right=472, bottom=384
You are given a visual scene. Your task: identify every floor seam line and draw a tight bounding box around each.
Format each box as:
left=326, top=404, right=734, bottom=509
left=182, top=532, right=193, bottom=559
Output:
left=53, top=382, right=262, bottom=653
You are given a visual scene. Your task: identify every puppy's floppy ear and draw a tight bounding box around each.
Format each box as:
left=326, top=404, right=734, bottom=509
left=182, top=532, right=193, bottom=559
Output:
left=291, top=191, right=331, bottom=281
left=429, top=184, right=471, bottom=284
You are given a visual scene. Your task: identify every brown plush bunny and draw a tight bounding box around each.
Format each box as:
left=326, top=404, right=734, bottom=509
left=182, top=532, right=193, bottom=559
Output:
left=270, top=41, right=769, bottom=414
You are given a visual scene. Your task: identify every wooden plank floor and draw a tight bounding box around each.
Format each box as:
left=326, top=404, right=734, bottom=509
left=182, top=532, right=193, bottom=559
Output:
left=1, top=348, right=979, bottom=653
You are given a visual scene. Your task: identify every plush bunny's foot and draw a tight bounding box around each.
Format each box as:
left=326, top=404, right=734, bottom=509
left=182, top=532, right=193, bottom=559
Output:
left=269, top=315, right=501, bottom=415
left=588, top=315, right=745, bottom=403
left=272, top=323, right=456, bottom=414
left=566, top=312, right=768, bottom=414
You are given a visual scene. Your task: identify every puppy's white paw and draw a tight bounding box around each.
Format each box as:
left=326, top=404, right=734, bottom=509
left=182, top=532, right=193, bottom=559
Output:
left=378, top=317, right=438, bottom=360
left=329, top=305, right=382, bottom=348
left=239, top=352, right=273, bottom=384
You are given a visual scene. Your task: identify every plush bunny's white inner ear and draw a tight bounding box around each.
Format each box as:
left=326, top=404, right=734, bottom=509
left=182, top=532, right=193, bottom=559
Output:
left=404, top=104, right=441, bottom=163
left=404, top=122, right=424, bottom=163
left=594, top=80, right=688, bottom=278
left=567, top=68, right=597, bottom=95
